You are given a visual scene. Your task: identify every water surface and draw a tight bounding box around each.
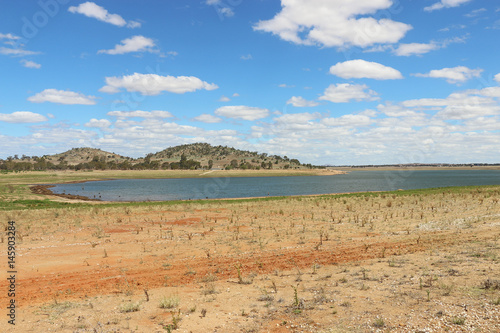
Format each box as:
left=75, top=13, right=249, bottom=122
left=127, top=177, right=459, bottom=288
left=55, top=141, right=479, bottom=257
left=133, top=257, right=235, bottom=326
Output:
left=48, top=170, right=500, bottom=202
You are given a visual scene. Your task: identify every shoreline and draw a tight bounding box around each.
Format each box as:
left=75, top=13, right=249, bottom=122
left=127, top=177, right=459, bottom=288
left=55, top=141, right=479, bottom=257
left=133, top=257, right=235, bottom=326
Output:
left=30, top=184, right=102, bottom=202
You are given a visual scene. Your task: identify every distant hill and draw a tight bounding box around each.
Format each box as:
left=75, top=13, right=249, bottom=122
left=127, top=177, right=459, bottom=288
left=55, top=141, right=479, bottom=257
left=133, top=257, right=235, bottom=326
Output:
left=143, top=143, right=304, bottom=170
left=44, top=147, right=131, bottom=165
left=1, top=143, right=311, bottom=171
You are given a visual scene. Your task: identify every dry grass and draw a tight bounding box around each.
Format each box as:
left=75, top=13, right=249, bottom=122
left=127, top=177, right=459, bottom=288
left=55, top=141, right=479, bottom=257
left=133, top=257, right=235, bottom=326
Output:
left=0, top=185, right=499, bottom=332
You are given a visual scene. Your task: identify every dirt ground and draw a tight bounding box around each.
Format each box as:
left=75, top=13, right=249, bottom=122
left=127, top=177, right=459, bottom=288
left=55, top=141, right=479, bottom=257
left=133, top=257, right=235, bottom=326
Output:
left=1, top=187, right=499, bottom=332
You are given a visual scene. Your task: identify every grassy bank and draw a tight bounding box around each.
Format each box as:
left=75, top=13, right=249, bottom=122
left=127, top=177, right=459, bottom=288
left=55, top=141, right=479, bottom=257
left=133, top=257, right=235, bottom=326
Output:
left=1, top=176, right=499, bottom=211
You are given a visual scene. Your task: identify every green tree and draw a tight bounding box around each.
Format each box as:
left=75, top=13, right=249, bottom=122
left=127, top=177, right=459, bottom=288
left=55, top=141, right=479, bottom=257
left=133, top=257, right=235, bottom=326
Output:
left=179, top=153, right=187, bottom=169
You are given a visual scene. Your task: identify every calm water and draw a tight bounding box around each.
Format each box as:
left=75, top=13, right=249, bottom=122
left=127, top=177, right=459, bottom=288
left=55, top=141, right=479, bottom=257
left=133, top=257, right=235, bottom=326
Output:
left=48, top=170, right=500, bottom=202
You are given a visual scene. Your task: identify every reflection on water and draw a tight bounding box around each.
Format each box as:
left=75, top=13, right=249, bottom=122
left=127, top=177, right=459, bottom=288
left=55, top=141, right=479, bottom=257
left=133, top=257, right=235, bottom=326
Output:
left=48, top=170, right=500, bottom=202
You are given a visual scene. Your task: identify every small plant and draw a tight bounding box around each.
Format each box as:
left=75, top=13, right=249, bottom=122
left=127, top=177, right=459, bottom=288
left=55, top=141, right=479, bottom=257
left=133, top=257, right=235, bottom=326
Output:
left=372, top=317, right=385, bottom=328
left=257, top=291, right=274, bottom=302
left=164, top=309, right=182, bottom=331
left=450, top=316, right=466, bottom=325
left=120, top=302, right=140, bottom=313
left=159, top=295, right=180, bottom=309
left=480, top=278, right=500, bottom=290
left=201, top=282, right=217, bottom=295
left=234, top=263, right=252, bottom=284
left=291, top=284, right=304, bottom=310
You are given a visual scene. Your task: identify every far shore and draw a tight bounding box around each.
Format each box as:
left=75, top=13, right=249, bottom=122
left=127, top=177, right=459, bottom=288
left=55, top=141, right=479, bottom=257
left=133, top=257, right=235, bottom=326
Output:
left=1, top=168, right=345, bottom=185
left=334, top=165, right=500, bottom=171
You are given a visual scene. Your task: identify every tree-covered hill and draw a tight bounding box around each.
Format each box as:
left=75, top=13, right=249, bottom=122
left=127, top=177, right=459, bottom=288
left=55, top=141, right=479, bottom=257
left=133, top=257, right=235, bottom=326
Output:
left=0, top=143, right=313, bottom=171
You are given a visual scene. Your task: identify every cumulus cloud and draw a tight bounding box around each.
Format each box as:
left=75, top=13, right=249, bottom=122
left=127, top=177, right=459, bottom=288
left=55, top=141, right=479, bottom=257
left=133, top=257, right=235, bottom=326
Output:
left=273, top=112, right=319, bottom=124
left=20, top=60, right=41, bottom=69
left=329, top=59, right=403, bottom=80
left=192, top=114, right=223, bottom=123
left=28, top=89, right=97, bottom=105
left=286, top=96, right=319, bottom=107
left=215, top=105, right=270, bottom=121
left=402, top=88, right=500, bottom=120
left=0, top=111, right=47, bottom=123
left=393, top=42, right=440, bottom=56
left=98, top=36, right=156, bottom=55
left=219, top=95, right=230, bottom=102
left=206, top=0, right=235, bottom=18
left=253, top=0, right=412, bottom=48
left=100, top=73, right=218, bottom=95
left=0, top=47, right=40, bottom=56
left=68, top=2, right=140, bottom=28
left=0, top=33, right=20, bottom=40
left=319, top=83, right=379, bottom=103
left=322, top=114, right=373, bottom=127
left=85, top=119, right=111, bottom=128
left=424, top=0, right=472, bottom=12
left=107, top=110, right=173, bottom=118
left=495, top=73, right=500, bottom=83
left=414, top=66, right=483, bottom=84
left=377, top=103, right=420, bottom=117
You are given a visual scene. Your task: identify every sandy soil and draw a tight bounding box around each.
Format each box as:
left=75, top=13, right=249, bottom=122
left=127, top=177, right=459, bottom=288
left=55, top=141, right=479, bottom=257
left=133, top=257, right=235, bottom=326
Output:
left=1, top=187, right=499, bottom=332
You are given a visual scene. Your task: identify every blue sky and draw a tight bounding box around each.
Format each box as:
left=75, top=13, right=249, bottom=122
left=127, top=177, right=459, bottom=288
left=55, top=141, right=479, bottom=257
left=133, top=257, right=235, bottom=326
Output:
left=1, top=0, right=500, bottom=165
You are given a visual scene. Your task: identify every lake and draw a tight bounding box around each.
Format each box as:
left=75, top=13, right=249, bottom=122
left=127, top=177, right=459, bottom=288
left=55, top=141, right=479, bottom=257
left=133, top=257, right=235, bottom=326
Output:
left=47, top=170, right=500, bottom=202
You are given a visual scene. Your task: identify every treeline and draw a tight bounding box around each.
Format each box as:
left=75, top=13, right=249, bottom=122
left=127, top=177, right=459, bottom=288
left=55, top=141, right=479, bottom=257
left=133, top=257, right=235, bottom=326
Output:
left=0, top=147, right=319, bottom=172
left=0, top=154, right=204, bottom=172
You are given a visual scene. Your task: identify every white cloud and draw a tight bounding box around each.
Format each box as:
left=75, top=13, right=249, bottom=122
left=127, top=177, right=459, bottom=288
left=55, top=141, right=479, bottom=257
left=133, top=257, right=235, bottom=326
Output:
left=0, top=47, right=40, bottom=56
left=0, top=111, right=47, bottom=123
left=98, top=36, right=156, bottom=55
left=274, top=112, right=319, bottom=124
left=401, top=88, right=500, bottom=120
left=253, top=0, right=411, bottom=48
left=0, top=33, right=20, bottom=40
left=437, top=93, right=500, bottom=119
left=215, top=105, right=270, bottom=121
left=85, top=119, right=111, bottom=128
left=100, top=73, right=218, bottom=96
left=424, top=0, right=472, bottom=12
left=393, top=35, right=467, bottom=57
left=107, top=110, right=173, bottom=118
left=319, top=83, right=378, bottom=103
left=219, top=95, right=230, bottom=102
left=220, top=7, right=234, bottom=17
left=193, top=114, right=223, bottom=123
left=377, top=103, right=420, bottom=117
left=465, top=8, right=486, bottom=18
left=286, top=96, right=319, bottom=107
left=206, top=0, right=235, bottom=18
left=68, top=2, right=140, bottom=28
left=495, top=73, right=500, bottom=83
left=394, top=42, right=440, bottom=56
left=127, top=21, right=141, bottom=29
left=322, top=114, right=373, bottom=127
left=240, top=54, right=252, bottom=60
left=414, top=66, right=483, bottom=84
left=329, top=59, right=403, bottom=80
left=20, top=60, right=41, bottom=69
left=28, top=89, right=97, bottom=105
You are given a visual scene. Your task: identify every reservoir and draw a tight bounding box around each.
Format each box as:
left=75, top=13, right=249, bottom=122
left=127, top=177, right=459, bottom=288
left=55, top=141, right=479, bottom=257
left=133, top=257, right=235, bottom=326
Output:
left=47, top=170, right=500, bottom=202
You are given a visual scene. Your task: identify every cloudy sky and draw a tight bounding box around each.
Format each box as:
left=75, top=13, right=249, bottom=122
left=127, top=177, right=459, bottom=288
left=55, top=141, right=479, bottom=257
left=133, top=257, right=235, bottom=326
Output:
left=1, top=0, right=500, bottom=165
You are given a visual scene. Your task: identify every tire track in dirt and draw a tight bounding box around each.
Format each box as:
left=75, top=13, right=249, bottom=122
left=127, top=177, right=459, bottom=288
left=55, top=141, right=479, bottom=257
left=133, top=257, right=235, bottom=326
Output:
left=2, top=228, right=495, bottom=306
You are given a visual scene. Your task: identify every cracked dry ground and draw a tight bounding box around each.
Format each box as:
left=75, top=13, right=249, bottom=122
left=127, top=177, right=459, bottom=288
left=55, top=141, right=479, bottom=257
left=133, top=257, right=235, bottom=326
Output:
left=1, top=188, right=500, bottom=332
